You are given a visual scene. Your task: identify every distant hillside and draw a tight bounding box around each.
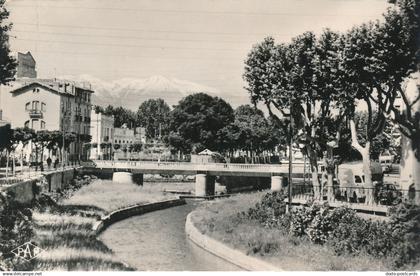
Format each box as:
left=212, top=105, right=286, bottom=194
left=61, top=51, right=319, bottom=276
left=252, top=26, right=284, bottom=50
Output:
left=60, top=74, right=221, bottom=110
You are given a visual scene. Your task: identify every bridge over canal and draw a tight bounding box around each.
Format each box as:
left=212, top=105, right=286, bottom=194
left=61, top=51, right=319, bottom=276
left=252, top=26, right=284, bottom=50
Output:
left=89, top=160, right=308, bottom=196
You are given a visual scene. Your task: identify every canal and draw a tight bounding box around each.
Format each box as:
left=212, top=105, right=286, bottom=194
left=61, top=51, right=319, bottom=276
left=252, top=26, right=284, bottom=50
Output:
left=99, top=199, right=241, bottom=271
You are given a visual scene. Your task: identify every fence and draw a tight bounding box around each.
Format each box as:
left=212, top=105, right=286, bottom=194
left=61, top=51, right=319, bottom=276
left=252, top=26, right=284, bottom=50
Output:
left=290, top=183, right=418, bottom=207
left=0, top=164, right=80, bottom=187
left=93, top=160, right=291, bottom=174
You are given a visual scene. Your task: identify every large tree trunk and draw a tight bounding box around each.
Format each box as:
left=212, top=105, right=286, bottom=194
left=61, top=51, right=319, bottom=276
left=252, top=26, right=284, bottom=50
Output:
left=399, top=133, right=420, bottom=204
left=350, top=120, right=374, bottom=205
left=325, top=147, right=335, bottom=202
left=307, top=145, right=321, bottom=200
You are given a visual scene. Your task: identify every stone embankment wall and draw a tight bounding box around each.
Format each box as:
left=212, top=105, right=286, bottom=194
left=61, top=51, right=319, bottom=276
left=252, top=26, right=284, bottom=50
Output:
left=93, top=199, right=186, bottom=234
left=3, top=168, right=80, bottom=204
left=185, top=212, right=281, bottom=271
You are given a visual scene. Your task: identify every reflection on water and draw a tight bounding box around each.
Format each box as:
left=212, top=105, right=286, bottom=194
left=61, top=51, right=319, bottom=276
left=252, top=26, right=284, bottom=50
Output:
left=99, top=201, right=241, bottom=271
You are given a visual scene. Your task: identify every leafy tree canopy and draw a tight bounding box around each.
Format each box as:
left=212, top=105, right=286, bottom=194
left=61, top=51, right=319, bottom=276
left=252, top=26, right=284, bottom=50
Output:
left=168, top=93, right=234, bottom=154
left=137, top=98, right=171, bottom=140
left=0, top=0, right=17, bottom=85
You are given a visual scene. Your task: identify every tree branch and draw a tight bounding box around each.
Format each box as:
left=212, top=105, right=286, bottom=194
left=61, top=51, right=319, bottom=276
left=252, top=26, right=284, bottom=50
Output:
left=350, top=119, right=365, bottom=153
left=365, top=96, right=373, bottom=140
left=398, top=86, right=413, bottom=120
left=270, top=100, right=290, bottom=117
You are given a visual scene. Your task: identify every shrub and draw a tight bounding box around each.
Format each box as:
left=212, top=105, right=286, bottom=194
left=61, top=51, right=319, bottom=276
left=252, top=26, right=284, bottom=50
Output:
left=307, top=205, right=346, bottom=244
left=0, top=191, right=35, bottom=271
left=329, top=213, right=373, bottom=255
left=238, top=191, right=420, bottom=268
left=239, top=191, right=288, bottom=228
left=289, top=203, right=322, bottom=237
left=328, top=202, right=420, bottom=268
left=387, top=202, right=420, bottom=267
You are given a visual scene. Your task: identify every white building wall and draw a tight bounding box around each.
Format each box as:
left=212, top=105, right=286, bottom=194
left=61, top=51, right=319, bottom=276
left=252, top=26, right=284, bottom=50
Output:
left=1, top=84, right=61, bottom=131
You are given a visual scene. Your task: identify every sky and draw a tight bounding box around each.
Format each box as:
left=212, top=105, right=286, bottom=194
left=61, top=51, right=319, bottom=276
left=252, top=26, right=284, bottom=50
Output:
left=6, top=0, right=390, bottom=106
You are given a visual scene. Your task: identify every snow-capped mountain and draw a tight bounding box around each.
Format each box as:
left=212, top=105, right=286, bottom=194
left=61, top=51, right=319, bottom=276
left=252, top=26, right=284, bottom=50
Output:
left=59, top=74, right=221, bottom=110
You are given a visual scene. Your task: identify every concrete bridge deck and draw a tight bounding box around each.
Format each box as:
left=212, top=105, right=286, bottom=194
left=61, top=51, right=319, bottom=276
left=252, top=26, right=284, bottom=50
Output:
left=92, top=160, right=308, bottom=177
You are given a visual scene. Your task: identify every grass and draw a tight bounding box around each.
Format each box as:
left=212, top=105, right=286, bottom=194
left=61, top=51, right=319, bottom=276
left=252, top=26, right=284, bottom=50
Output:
left=190, top=191, right=395, bottom=271
left=62, top=179, right=185, bottom=212
left=30, top=177, right=190, bottom=271
left=32, top=209, right=133, bottom=271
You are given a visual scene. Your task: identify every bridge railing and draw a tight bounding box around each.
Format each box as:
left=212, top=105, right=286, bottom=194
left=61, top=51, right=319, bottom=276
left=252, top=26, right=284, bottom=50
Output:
left=93, top=160, right=291, bottom=173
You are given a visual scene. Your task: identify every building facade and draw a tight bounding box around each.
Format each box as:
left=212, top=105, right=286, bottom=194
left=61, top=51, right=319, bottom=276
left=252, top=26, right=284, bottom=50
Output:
left=15, top=51, right=37, bottom=78
left=1, top=78, right=94, bottom=161
left=90, top=110, right=114, bottom=160
left=114, top=124, right=135, bottom=145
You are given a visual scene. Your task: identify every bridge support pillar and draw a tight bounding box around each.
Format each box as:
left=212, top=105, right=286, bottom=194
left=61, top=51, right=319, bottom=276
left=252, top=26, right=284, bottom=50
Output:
left=195, top=174, right=215, bottom=197
left=271, top=175, right=283, bottom=192
left=112, top=172, right=133, bottom=183
left=132, top=173, right=144, bottom=186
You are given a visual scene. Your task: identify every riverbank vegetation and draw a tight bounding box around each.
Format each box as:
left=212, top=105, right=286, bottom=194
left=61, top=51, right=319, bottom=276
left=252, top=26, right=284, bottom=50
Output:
left=0, top=175, right=142, bottom=271
left=191, top=191, right=420, bottom=271
left=31, top=200, right=133, bottom=271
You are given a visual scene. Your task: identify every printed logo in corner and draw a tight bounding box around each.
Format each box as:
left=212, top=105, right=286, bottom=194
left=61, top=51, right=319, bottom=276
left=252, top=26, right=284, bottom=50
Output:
left=11, top=242, right=44, bottom=261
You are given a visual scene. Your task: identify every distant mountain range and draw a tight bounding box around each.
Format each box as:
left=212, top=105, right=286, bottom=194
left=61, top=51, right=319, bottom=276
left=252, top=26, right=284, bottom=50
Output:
left=59, top=74, right=221, bottom=110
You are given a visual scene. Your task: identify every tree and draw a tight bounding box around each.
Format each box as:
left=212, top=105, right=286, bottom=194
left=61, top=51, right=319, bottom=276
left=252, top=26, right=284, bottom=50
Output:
left=113, top=106, right=136, bottom=128
left=10, top=127, right=34, bottom=175
left=131, top=143, right=142, bottom=152
left=244, top=30, right=343, bottom=199
left=228, top=105, right=282, bottom=160
left=168, top=93, right=234, bottom=154
left=101, top=105, right=136, bottom=128
left=0, top=0, right=17, bottom=85
left=371, top=0, right=419, bottom=141
left=56, top=132, right=77, bottom=164
left=93, top=105, right=104, bottom=114
left=113, top=143, right=121, bottom=151
left=0, top=124, right=12, bottom=177
left=369, top=0, right=420, bottom=200
left=137, top=99, right=171, bottom=141
left=32, top=130, right=53, bottom=171
left=354, top=112, right=393, bottom=160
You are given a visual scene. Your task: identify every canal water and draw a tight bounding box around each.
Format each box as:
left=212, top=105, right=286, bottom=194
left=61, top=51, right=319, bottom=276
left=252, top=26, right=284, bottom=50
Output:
left=99, top=199, right=241, bottom=271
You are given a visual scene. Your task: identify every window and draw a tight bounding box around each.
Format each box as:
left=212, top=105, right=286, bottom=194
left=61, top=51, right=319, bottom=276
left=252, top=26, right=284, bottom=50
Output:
left=25, top=102, right=30, bottom=111
left=32, top=119, right=38, bottom=129
left=354, top=175, right=363, bottom=184
left=41, top=121, right=46, bottom=129
left=24, top=120, right=29, bottom=128
left=41, top=102, right=46, bottom=112
left=32, top=101, right=39, bottom=110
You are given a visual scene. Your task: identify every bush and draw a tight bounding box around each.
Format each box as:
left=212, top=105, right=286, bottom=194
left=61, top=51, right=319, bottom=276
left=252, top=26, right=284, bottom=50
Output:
left=328, top=212, right=372, bottom=255
left=237, top=190, right=420, bottom=268
left=0, top=191, right=35, bottom=271
left=306, top=206, right=356, bottom=244
left=289, top=203, right=322, bottom=237
left=239, top=191, right=288, bottom=228
left=387, top=202, right=420, bottom=267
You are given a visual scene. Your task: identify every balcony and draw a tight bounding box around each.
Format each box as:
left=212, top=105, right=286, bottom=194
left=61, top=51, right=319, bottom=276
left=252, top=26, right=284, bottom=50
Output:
left=28, top=109, right=43, bottom=119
